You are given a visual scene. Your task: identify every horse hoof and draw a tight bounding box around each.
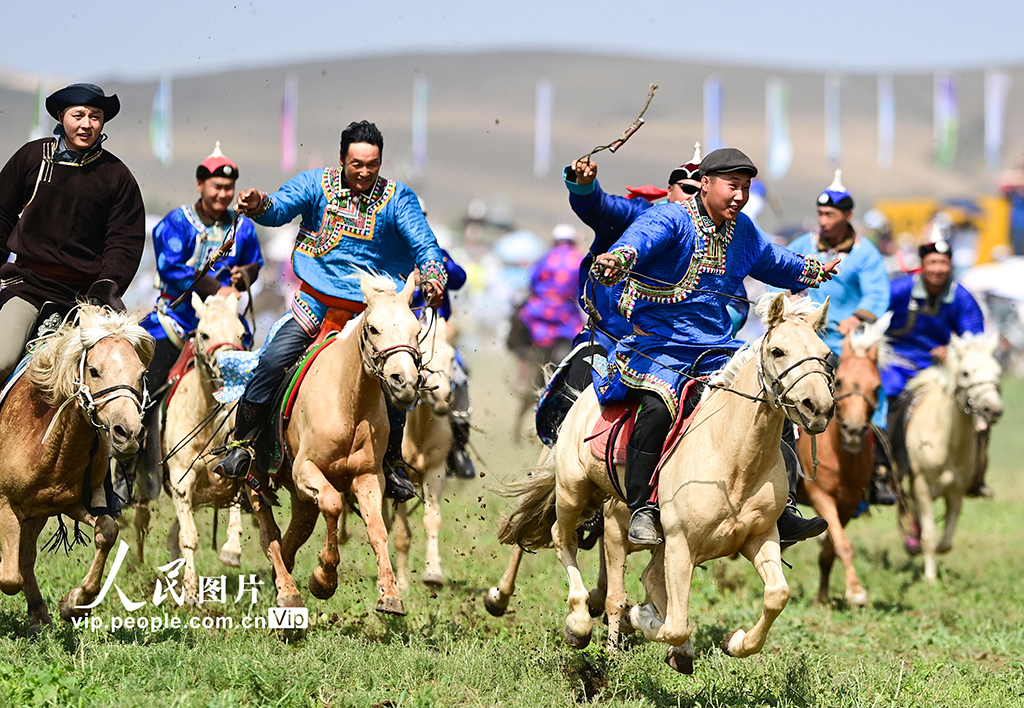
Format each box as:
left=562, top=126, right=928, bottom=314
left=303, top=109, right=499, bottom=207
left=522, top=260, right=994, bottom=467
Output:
left=665, top=651, right=694, bottom=675
left=721, top=630, right=740, bottom=657
left=58, top=589, right=86, bottom=623
left=218, top=549, right=241, bottom=568
left=422, top=571, right=445, bottom=589
left=279, top=592, right=304, bottom=609
left=308, top=568, right=337, bottom=600
left=484, top=589, right=508, bottom=617
left=376, top=595, right=406, bottom=616
left=847, top=591, right=869, bottom=607
left=563, top=625, right=592, bottom=649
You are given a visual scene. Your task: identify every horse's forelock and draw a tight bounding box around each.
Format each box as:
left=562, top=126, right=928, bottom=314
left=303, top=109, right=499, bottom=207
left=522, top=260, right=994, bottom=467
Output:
left=754, top=293, right=817, bottom=324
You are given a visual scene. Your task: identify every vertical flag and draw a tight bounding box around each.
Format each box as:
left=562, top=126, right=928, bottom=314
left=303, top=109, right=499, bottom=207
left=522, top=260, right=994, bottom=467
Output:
left=985, top=70, right=1012, bottom=170
left=765, top=78, right=793, bottom=180
left=877, top=74, right=895, bottom=170
left=411, top=77, right=429, bottom=176
left=934, top=73, right=958, bottom=168
left=533, top=79, right=554, bottom=178
left=281, top=74, right=298, bottom=173
left=703, top=77, right=722, bottom=152
left=150, top=76, right=173, bottom=166
left=29, top=80, right=47, bottom=141
left=824, top=73, right=842, bottom=167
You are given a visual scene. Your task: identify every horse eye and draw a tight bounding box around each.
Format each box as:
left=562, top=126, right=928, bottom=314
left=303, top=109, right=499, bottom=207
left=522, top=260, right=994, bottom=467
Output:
left=834, top=378, right=844, bottom=389
left=368, top=325, right=380, bottom=336
left=88, top=366, right=100, bottom=378
left=199, top=332, right=210, bottom=340
left=771, top=348, right=785, bottom=358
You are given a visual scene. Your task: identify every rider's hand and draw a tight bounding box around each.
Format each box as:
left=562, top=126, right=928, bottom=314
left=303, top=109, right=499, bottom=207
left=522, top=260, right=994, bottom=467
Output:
left=572, top=158, right=598, bottom=185
left=837, top=315, right=860, bottom=336
left=216, top=286, right=236, bottom=298
left=228, top=265, right=249, bottom=289
left=930, top=345, right=948, bottom=363
left=820, top=258, right=841, bottom=281
left=236, top=188, right=262, bottom=215
left=593, top=253, right=623, bottom=282
left=421, top=280, right=444, bottom=309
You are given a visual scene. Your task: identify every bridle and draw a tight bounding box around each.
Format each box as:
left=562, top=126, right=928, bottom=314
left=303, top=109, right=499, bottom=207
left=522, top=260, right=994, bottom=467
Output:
left=195, top=339, right=245, bottom=387
left=955, top=376, right=1001, bottom=420
left=358, top=319, right=423, bottom=381
left=756, top=327, right=835, bottom=416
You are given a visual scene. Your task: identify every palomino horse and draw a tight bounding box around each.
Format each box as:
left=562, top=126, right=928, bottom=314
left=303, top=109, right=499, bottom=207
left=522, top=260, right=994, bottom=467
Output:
left=0, top=306, right=152, bottom=634
left=901, top=333, right=1002, bottom=584
left=499, top=294, right=833, bottom=671
left=798, top=313, right=891, bottom=606
left=248, top=273, right=422, bottom=617
left=157, top=293, right=247, bottom=603
left=394, top=314, right=456, bottom=590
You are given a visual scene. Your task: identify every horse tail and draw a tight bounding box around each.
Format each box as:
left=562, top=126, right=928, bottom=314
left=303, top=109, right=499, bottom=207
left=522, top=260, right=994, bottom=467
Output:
left=496, top=454, right=559, bottom=551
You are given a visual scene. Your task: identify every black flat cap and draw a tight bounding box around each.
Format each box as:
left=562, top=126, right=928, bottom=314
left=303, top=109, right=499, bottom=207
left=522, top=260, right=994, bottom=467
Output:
left=46, top=83, right=120, bottom=122
left=698, top=148, right=758, bottom=178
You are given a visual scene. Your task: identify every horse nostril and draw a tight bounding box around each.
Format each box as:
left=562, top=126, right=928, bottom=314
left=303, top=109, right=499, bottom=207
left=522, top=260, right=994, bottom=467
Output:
left=802, top=398, right=815, bottom=414
left=389, top=372, right=407, bottom=387
left=112, top=424, right=129, bottom=441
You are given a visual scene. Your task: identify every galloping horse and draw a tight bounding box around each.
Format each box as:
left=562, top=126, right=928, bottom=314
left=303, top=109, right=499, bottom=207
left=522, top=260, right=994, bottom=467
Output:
left=0, top=306, right=152, bottom=634
left=901, top=333, right=1002, bottom=584
left=157, top=293, right=247, bottom=603
left=499, top=294, right=833, bottom=671
left=798, top=314, right=891, bottom=606
left=248, top=273, right=422, bottom=616
left=394, top=314, right=456, bottom=590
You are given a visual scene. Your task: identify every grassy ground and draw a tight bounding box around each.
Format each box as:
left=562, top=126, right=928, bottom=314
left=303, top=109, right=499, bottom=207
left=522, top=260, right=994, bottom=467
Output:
left=2, top=350, right=1024, bottom=707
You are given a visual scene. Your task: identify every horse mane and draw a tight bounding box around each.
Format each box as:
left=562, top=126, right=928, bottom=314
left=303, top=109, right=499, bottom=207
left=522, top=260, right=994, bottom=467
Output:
left=848, top=312, right=893, bottom=368
left=906, top=331, right=994, bottom=398
left=26, top=305, right=154, bottom=407
left=355, top=270, right=400, bottom=297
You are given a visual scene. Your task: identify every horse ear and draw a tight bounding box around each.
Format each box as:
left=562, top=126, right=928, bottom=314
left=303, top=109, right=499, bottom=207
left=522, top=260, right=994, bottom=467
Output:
left=876, top=310, right=894, bottom=333
left=227, top=290, right=240, bottom=309
left=401, top=273, right=417, bottom=305
left=191, top=291, right=205, bottom=316
left=986, top=331, right=1000, bottom=354
left=811, top=296, right=830, bottom=332
left=766, top=292, right=787, bottom=327
left=867, top=343, right=879, bottom=363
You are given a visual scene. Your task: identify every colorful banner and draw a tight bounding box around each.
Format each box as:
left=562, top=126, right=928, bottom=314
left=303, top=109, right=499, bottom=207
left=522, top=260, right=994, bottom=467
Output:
left=281, top=74, right=298, bottom=173
left=703, top=77, right=722, bottom=152
left=877, top=74, right=895, bottom=170
left=150, top=76, right=173, bottom=166
left=28, top=80, right=47, bottom=141
left=765, top=78, right=793, bottom=180
left=824, top=73, right=842, bottom=167
left=411, top=77, right=429, bottom=175
left=985, top=70, right=1012, bottom=170
left=934, top=73, right=958, bottom=169
left=533, top=79, right=554, bottom=178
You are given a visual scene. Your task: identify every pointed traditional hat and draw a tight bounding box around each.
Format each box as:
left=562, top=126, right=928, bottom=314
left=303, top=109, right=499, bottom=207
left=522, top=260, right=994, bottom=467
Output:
left=669, top=142, right=704, bottom=184
left=817, top=169, right=854, bottom=210
left=196, top=141, right=239, bottom=181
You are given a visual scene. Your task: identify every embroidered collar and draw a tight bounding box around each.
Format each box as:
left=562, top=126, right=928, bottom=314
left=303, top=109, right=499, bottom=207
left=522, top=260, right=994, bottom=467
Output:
left=685, top=196, right=735, bottom=242
left=911, top=274, right=957, bottom=306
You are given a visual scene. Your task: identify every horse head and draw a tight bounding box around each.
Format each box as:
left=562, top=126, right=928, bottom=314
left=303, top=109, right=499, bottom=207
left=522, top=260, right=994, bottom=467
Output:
left=835, top=312, right=891, bottom=454
left=948, top=332, right=1003, bottom=432
left=758, top=293, right=835, bottom=434
left=358, top=273, right=423, bottom=409
left=191, top=291, right=246, bottom=384
left=419, top=315, right=456, bottom=416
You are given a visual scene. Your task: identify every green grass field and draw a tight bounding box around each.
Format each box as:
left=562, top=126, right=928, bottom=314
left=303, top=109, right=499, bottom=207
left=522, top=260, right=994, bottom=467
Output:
left=2, top=351, right=1024, bottom=707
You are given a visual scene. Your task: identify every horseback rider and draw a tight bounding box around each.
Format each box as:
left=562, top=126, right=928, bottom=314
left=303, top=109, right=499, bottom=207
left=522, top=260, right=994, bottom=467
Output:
left=0, top=83, right=145, bottom=379
left=880, top=233, right=989, bottom=495
left=140, top=142, right=264, bottom=401
left=592, top=148, right=840, bottom=547
left=780, top=170, right=895, bottom=505
left=212, top=120, right=446, bottom=502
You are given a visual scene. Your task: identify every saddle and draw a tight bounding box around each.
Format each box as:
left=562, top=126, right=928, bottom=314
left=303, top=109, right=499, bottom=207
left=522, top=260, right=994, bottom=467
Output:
left=585, top=379, right=705, bottom=504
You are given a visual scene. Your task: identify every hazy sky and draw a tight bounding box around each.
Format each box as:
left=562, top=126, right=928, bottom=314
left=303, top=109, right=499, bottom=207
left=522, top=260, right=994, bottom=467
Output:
left=4, top=0, right=1024, bottom=81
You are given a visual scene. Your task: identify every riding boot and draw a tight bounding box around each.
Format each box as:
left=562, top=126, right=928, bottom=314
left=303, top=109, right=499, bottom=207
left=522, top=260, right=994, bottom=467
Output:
left=777, top=424, right=828, bottom=544
left=625, top=443, right=662, bottom=547
left=446, top=414, right=476, bottom=479
left=213, top=399, right=265, bottom=479
left=383, top=404, right=417, bottom=503
left=869, top=466, right=898, bottom=505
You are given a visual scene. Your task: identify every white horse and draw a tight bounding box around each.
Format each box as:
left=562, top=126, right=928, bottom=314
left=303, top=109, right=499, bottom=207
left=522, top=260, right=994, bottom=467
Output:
left=902, top=332, right=1002, bottom=583
left=394, top=314, right=456, bottom=589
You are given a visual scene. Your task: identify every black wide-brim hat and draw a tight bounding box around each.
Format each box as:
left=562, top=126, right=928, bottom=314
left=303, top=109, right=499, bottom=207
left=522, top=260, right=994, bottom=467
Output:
left=46, top=83, right=120, bottom=122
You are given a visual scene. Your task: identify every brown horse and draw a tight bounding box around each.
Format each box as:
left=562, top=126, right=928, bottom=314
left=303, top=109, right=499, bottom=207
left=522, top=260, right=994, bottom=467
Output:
left=247, top=273, right=422, bottom=617
left=798, top=313, right=890, bottom=606
left=0, top=306, right=152, bottom=634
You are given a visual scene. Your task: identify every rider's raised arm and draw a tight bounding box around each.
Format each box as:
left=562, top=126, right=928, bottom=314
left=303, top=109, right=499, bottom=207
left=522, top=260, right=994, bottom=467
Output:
left=748, top=218, right=825, bottom=292
left=597, top=203, right=679, bottom=285
left=248, top=169, right=322, bottom=227
left=393, top=184, right=447, bottom=290
left=564, top=167, right=649, bottom=256
left=851, top=242, right=891, bottom=322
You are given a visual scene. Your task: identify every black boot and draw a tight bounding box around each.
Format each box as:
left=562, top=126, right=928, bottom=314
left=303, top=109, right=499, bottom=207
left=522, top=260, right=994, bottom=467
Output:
left=625, top=444, right=662, bottom=547
left=869, top=465, right=898, bottom=505
left=214, top=399, right=265, bottom=479
left=383, top=404, right=416, bottom=503
left=446, top=415, right=476, bottom=479
left=777, top=497, right=828, bottom=544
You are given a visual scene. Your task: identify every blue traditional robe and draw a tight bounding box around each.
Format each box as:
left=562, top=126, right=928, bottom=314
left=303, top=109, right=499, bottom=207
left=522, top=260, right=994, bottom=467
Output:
left=781, top=229, right=890, bottom=356
left=882, top=274, right=985, bottom=396
left=251, top=169, right=446, bottom=334
left=141, top=205, right=262, bottom=345
left=595, top=197, right=823, bottom=418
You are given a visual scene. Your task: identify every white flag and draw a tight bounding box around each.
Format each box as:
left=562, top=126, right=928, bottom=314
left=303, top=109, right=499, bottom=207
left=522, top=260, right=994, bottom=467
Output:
left=534, top=80, right=554, bottom=178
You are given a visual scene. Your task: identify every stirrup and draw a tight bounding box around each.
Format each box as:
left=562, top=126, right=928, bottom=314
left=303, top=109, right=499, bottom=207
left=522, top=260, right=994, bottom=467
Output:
left=214, top=440, right=255, bottom=480
left=777, top=502, right=827, bottom=545
left=383, top=457, right=418, bottom=503
left=627, top=507, right=662, bottom=547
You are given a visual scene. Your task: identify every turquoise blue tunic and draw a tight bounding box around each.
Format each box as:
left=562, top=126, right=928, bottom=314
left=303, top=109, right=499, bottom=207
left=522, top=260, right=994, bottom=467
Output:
left=595, top=197, right=822, bottom=418
left=252, top=169, right=446, bottom=334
